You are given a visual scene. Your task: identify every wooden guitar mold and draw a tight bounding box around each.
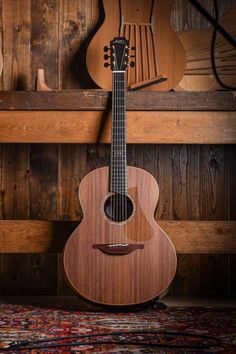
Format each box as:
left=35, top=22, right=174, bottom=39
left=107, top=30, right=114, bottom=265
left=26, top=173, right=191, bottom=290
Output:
left=176, top=7, right=236, bottom=91
left=86, top=0, right=186, bottom=91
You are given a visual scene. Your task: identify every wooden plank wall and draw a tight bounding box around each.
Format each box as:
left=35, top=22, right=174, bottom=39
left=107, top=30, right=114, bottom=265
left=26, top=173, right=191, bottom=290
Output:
left=0, top=0, right=236, bottom=297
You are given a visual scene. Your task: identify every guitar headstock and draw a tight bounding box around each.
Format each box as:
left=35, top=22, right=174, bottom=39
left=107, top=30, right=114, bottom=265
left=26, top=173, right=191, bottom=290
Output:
left=104, top=37, right=135, bottom=72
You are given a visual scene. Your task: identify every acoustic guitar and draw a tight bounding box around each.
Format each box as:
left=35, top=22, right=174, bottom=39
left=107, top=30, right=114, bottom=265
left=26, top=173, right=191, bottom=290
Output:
left=63, top=37, right=177, bottom=306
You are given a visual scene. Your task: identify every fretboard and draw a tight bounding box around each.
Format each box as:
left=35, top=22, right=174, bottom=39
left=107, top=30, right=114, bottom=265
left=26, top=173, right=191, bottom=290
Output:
left=110, top=71, right=127, bottom=194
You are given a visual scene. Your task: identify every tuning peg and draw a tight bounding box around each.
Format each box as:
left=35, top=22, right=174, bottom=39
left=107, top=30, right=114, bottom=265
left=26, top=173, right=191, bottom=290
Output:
left=131, top=46, right=136, bottom=50
left=104, top=62, right=110, bottom=67
left=129, top=61, right=135, bottom=67
left=104, top=46, right=110, bottom=52
left=104, top=54, right=110, bottom=60
left=129, top=55, right=135, bottom=58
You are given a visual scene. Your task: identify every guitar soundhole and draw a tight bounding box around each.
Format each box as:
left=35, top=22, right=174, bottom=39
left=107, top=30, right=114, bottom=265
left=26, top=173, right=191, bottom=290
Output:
left=104, top=194, right=134, bottom=222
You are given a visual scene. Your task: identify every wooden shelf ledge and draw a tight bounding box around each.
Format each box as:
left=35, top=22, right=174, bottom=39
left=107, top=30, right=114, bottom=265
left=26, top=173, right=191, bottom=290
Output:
left=0, top=220, right=235, bottom=254
left=0, top=91, right=235, bottom=143
left=0, top=91, right=235, bottom=111
left=0, top=110, right=235, bottom=143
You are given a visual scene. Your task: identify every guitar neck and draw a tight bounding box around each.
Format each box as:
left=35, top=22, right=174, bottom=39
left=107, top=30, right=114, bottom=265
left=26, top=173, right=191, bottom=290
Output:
left=110, top=71, right=127, bottom=194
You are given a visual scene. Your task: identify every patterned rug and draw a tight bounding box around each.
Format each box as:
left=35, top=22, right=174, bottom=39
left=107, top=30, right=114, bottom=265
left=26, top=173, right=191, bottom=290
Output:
left=0, top=304, right=236, bottom=353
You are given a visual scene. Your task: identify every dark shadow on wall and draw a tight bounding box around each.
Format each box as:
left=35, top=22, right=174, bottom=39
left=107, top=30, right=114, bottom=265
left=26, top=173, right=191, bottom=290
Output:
left=70, top=0, right=105, bottom=89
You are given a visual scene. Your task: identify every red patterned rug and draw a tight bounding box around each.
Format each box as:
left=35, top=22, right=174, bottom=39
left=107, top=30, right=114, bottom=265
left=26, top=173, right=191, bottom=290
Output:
left=0, top=304, right=236, bottom=353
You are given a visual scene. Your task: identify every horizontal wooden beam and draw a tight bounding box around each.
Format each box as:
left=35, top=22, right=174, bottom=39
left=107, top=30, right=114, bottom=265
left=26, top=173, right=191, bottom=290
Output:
left=0, top=111, right=235, bottom=143
left=0, top=220, right=235, bottom=254
left=0, top=91, right=235, bottom=111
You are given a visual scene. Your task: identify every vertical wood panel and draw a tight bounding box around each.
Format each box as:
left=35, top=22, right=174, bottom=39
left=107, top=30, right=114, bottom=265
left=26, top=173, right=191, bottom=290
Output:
left=59, top=144, right=87, bottom=220
left=0, top=144, right=30, bottom=219
left=58, top=0, right=99, bottom=89
left=2, top=0, right=31, bottom=90
left=86, top=144, right=110, bottom=172
left=30, top=144, right=59, bottom=219
left=0, top=144, right=30, bottom=296
left=172, top=145, right=189, bottom=219
left=31, top=0, right=59, bottom=89
left=57, top=253, right=74, bottom=295
left=0, top=144, right=3, bottom=220
left=27, top=0, right=61, bottom=295
left=171, top=0, right=236, bottom=32
left=156, top=145, right=173, bottom=220
left=0, top=0, right=3, bottom=90
left=229, top=255, right=236, bottom=296
left=171, top=254, right=229, bottom=296
left=229, top=145, right=236, bottom=220
left=0, top=254, right=57, bottom=295
left=58, top=144, right=88, bottom=293
left=29, top=145, right=59, bottom=295
left=200, top=145, right=229, bottom=220
left=0, top=254, right=31, bottom=295
left=172, top=145, right=200, bottom=220
left=229, top=145, right=236, bottom=295
left=29, top=254, right=57, bottom=295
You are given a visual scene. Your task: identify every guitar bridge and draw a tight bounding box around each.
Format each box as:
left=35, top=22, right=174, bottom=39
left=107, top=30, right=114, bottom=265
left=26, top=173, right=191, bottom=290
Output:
left=92, top=243, right=144, bottom=255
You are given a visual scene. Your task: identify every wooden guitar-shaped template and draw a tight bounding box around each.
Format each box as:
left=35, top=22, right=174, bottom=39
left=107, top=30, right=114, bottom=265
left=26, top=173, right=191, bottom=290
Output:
left=86, top=0, right=186, bottom=91
left=63, top=37, right=177, bottom=307
left=176, top=7, right=236, bottom=91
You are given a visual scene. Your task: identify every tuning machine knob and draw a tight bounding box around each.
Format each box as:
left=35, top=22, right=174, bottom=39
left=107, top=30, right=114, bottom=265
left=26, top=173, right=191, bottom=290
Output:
left=104, top=62, right=111, bottom=67
left=104, top=46, right=110, bottom=52
left=104, top=54, right=110, bottom=60
left=129, top=61, right=135, bottom=67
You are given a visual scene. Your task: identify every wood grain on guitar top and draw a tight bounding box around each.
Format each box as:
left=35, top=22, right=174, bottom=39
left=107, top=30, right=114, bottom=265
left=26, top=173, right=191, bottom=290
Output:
left=63, top=166, right=177, bottom=306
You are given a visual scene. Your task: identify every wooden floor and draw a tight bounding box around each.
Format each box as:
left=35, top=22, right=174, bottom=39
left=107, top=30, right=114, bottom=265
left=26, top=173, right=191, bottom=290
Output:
left=1, top=296, right=236, bottom=308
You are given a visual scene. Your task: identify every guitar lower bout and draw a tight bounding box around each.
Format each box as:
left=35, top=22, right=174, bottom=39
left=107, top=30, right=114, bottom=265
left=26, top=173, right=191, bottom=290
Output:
left=63, top=166, right=177, bottom=306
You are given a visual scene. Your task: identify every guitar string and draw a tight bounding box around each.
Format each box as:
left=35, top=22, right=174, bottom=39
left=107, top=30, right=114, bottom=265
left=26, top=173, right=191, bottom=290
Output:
left=121, top=71, right=126, bottom=243
left=118, top=72, right=121, bottom=241
left=118, top=72, right=121, bottom=238
left=113, top=70, right=115, bottom=240
left=115, top=71, right=119, bottom=243
left=115, top=71, right=125, bottom=243
left=123, top=70, right=128, bottom=243
left=123, top=71, right=127, bottom=243
left=115, top=71, right=119, bottom=242
left=112, top=62, right=128, bottom=244
left=121, top=71, right=125, bottom=241
left=111, top=70, right=114, bottom=246
left=112, top=69, right=117, bottom=244
left=117, top=71, right=120, bottom=234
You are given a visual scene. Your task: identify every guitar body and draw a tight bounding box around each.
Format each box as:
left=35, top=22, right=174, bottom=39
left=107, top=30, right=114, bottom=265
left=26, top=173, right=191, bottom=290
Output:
left=63, top=166, right=177, bottom=306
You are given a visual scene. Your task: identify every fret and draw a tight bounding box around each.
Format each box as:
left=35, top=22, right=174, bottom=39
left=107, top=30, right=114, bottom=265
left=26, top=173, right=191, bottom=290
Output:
left=112, top=155, right=126, bottom=157
left=112, top=131, right=125, bottom=134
